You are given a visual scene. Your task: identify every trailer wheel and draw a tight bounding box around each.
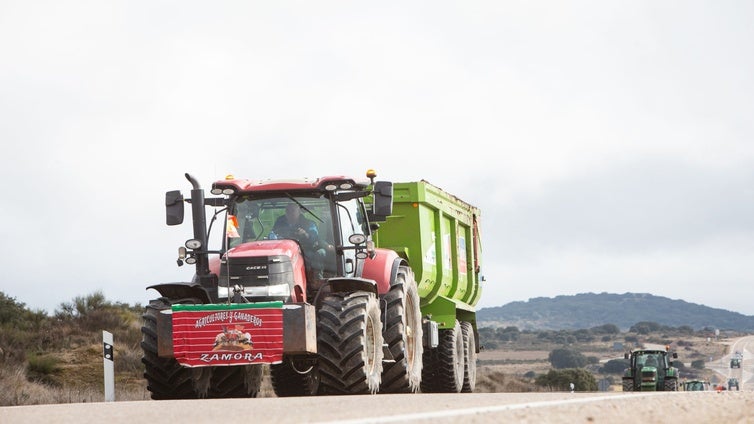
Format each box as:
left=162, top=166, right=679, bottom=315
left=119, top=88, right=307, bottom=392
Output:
left=380, top=266, right=423, bottom=393
left=460, top=321, right=477, bottom=393
left=271, top=357, right=319, bottom=397
left=663, top=377, right=678, bottom=392
left=420, top=320, right=464, bottom=393
left=622, top=379, right=634, bottom=392
left=141, top=298, right=196, bottom=399
left=207, top=364, right=263, bottom=398
left=317, top=291, right=384, bottom=395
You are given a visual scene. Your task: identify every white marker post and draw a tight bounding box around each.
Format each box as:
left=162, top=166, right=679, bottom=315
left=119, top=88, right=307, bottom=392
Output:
left=103, top=330, right=115, bottom=402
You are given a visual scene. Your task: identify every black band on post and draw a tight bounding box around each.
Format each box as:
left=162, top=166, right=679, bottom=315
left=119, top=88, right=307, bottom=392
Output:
left=103, top=342, right=114, bottom=361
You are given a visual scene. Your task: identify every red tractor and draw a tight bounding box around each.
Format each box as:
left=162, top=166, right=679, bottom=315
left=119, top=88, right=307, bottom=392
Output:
left=141, top=171, right=482, bottom=399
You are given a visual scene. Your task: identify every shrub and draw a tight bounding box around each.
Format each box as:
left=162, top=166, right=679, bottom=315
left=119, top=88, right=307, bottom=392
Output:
left=548, top=348, right=587, bottom=369
left=535, top=368, right=597, bottom=391
left=26, top=354, right=61, bottom=385
left=600, top=359, right=629, bottom=374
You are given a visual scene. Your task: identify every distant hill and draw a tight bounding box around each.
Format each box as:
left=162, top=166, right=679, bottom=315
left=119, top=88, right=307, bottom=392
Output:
left=477, top=292, right=754, bottom=332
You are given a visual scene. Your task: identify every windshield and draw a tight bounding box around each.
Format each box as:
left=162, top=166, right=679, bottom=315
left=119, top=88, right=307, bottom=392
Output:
left=637, top=353, right=662, bottom=368
left=227, top=194, right=337, bottom=277
left=227, top=196, right=329, bottom=244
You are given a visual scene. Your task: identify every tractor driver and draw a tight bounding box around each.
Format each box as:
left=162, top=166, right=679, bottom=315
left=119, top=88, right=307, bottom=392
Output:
left=645, top=355, right=658, bottom=368
left=271, top=203, right=319, bottom=244
left=270, top=203, right=335, bottom=281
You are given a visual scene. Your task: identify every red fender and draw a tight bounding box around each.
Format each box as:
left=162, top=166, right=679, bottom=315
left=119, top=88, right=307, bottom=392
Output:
left=362, top=248, right=399, bottom=295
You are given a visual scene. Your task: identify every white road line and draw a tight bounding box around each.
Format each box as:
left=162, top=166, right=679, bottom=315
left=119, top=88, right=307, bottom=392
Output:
left=314, top=392, right=677, bottom=424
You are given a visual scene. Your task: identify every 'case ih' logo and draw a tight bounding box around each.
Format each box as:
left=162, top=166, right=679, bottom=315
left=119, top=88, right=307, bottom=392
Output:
left=245, top=265, right=266, bottom=271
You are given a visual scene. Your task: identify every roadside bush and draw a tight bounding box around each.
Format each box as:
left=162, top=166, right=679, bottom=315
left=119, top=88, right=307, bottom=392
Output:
left=535, top=368, right=597, bottom=391
left=26, top=354, right=61, bottom=386
left=691, top=359, right=705, bottom=369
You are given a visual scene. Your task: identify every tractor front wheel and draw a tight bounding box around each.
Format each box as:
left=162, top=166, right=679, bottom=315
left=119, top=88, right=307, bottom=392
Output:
left=317, top=291, right=384, bottom=395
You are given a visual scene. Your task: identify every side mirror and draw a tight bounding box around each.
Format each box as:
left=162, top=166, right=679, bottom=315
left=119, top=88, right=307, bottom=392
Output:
left=624, top=353, right=629, bottom=360
left=672, top=353, right=678, bottom=359
left=166, top=190, right=184, bottom=225
left=370, top=181, right=393, bottom=221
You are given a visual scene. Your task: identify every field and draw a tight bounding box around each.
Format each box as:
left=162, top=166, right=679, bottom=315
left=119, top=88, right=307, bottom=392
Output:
left=475, top=330, right=736, bottom=391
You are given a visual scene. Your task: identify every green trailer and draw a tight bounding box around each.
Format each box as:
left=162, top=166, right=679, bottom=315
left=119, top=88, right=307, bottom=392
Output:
left=373, top=180, right=483, bottom=392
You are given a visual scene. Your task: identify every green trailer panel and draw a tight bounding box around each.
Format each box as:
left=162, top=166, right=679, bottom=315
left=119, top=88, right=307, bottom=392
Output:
left=374, top=180, right=483, bottom=327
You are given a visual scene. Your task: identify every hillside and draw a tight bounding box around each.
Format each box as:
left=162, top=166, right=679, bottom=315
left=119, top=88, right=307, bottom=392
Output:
left=477, top=292, right=754, bottom=331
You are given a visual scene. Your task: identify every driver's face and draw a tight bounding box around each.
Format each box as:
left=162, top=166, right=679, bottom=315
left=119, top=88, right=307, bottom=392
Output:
left=285, top=205, right=300, bottom=222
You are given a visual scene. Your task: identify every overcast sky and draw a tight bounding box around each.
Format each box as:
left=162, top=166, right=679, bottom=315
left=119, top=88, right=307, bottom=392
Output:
left=2, top=1, right=754, bottom=317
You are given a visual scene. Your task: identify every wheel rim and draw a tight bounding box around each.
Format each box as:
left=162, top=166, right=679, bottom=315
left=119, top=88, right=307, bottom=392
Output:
left=405, top=293, right=418, bottom=367
left=366, top=309, right=377, bottom=373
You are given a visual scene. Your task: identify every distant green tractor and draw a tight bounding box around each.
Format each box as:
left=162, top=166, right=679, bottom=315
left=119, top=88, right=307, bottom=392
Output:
left=683, top=379, right=709, bottom=391
left=730, top=358, right=741, bottom=368
left=728, top=378, right=739, bottom=391
left=622, top=345, right=679, bottom=391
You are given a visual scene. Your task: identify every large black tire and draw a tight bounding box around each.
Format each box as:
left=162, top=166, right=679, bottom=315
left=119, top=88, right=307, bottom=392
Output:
left=663, top=378, right=678, bottom=392
left=270, top=356, right=319, bottom=397
left=460, top=321, right=477, bottom=393
left=141, top=298, right=196, bottom=399
left=380, top=266, right=423, bottom=393
left=317, top=291, right=384, bottom=395
left=420, top=320, right=464, bottom=393
left=622, top=378, right=634, bottom=392
left=206, top=364, right=263, bottom=398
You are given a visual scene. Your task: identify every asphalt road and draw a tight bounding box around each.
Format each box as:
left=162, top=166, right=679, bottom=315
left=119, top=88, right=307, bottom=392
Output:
left=707, top=335, right=754, bottom=390
left=2, top=391, right=753, bottom=424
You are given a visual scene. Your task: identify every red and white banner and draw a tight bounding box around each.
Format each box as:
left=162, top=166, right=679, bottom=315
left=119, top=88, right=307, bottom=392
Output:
left=171, top=302, right=284, bottom=367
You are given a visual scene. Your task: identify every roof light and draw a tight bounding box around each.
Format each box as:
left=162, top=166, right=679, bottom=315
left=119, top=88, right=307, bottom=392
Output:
left=210, top=185, right=236, bottom=195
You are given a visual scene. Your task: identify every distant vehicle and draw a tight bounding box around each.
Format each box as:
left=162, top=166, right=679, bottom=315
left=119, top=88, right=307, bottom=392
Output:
left=683, top=380, right=709, bottom=391
left=730, top=358, right=741, bottom=368
left=728, top=378, right=739, bottom=391
left=622, top=345, right=679, bottom=391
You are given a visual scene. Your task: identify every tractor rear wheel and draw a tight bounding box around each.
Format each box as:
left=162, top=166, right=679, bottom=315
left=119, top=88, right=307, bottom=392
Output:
left=141, top=298, right=196, bottom=399
left=622, top=379, right=634, bottom=392
left=421, top=320, right=465, bottom=393
left=317, top=291, right=384, bottom=395
left=460, top=321, right=477, bottom=393
left=380, top=266, right=423, bottom=393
